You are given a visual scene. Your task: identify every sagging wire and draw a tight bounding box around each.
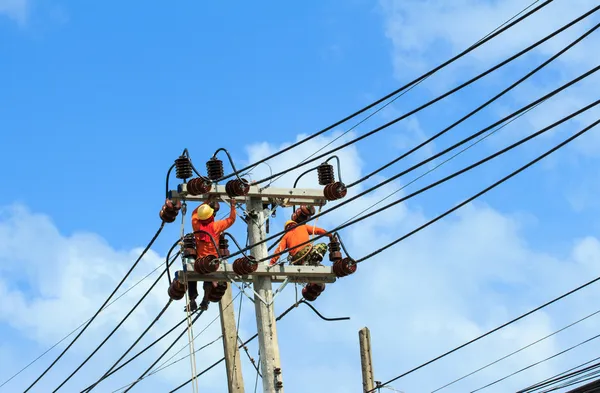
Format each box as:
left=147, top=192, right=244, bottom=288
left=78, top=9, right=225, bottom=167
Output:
left=213, top=147, right=245, bottom=183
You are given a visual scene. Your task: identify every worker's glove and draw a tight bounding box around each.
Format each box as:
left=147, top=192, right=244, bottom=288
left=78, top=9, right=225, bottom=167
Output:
left=269, top=258, right=278, bottom=266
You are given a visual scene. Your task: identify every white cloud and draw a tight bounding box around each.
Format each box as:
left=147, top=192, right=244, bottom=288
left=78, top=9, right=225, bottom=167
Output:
left=0, top=0, right=28, bottom=24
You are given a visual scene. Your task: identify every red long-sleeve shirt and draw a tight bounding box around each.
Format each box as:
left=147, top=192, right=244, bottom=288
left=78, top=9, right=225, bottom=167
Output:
left=191, top=204, right=236, bottom=257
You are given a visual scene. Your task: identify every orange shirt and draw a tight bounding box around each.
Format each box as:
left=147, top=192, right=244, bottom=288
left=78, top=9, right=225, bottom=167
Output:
left=191, top=204, right=236, bottom=257
left=271, top=224, right=329, bottom=263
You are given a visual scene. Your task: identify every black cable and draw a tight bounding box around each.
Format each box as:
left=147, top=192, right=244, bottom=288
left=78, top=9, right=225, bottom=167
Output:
left=347, top=9, right=600, bottom=188
left=121, top=309, right=206, bottom=392
left=22, top=222, right=165, bottom=393
left=433, top=308, right=600, bottom=392
left=222, top=61, right=600, bottom=264
left=535, top=367, right=600, bottom=393
left=213, top=147, right=244, bottom=182
left=470, top=332, right=600, bottom=392
left=165, top=163, right=175, bottom=198
left=51, top=251, right=179, bottom=392
left=257, top=95, right=600, bottom=265
left=169, top=300, right=302, bottom=392
left=78, top=310, right=203, bottom=393
left=253, top=1, right=588, bottom=186
left=520, top=357, right=600, bottom=393
left=301, top=301, right=350, bottom=321
left=215, top=0, right=553, bottom=184
left=83, top=300, right=173, bottom=392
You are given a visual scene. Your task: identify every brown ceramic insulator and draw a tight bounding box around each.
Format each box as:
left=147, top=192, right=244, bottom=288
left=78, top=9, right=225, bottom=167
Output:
left=305, top=283, right=326, bottom=296
left=182, top=234, right=197, bottom=259
left=333, top=258, right=357, bottom=277
left=208, top=200, right=221, bottom=213
left=168, top=280, right=187, bottom=301
left=206, top=157, right=224, bottom=180
left=186, top=177, right=212, bottom=195
left=159, top=199, right=181, bottom=223
left=291, top=205, right=315, bottom=224
left=317, top=163, right=335, bottom=185
left=301, top=286, right=318, bottom=302
left=175, top=156, right=193, bottom=179
left=323, top=182, right=348, bottom=201
left=232, top=256, right=257, bottom=275
left=218, top=234, right=230, bottom=257
left=194, top=255, right=220, bottom=274
left=208, top=282, right=228, bottom=302
left=328, top=238, right=342, bottom=262
left=225, top=178, right=250, bottom=197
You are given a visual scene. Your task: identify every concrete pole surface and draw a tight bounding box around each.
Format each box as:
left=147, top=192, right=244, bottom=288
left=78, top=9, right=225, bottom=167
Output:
left=359, top=327, right=375, bottom=393
left=248, top=197, right=284, bottom=393
left=219, top=285, right=245, bottom=393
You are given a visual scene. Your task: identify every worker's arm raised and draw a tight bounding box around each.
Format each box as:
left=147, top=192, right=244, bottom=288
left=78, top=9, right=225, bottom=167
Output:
left=270, top=236, right=288, bottom=265
left=213, top=199, right=237, bottom=233
left=310, top=226, right=333, bottom=238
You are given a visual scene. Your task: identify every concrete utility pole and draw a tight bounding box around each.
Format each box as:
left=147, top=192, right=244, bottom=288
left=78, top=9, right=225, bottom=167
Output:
left=219, top=286, right=245, bottom=393
left=359, top=327, right=375, bottom=393
left=247, top=197, right=284, bottom=393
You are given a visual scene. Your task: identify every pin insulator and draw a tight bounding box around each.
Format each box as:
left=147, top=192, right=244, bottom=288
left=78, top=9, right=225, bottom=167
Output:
left=182, top=234, right=197, bottom=259
left=218, top=234, right=230, bottom=257
left=333, top=257, right=357, bottom=277
left=291, top=205, right=316, bottom=224
left=323, top=182, right=347, bottom=201
left=204, top=281, right=228, bottom=302
left=168, top=280, right=187, bottom=301
left=175, top=156, right=193, bottom=180
left=317, top=163, right=335, bottom=185
left=187, top=177, right=212, bottom=195
left=225, top=178, right=250, bottom=197
left=194, top=255, right=220, bottom=274
left=232, top=256, right=258, bottom=275
left=302, top=283, right=326, bottom=302
left=208, top=200, right=221, bottom=213
left=159, top=199, right=181, bottom=223
left=206, top=157, right=224, bottom=180
left=328, top=237, right=342, bottom=262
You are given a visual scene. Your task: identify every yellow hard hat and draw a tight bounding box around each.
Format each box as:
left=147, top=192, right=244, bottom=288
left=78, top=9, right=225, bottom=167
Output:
left=196, top=204, right=215, bottom=221
left=284, top=220, right=297, bottom=229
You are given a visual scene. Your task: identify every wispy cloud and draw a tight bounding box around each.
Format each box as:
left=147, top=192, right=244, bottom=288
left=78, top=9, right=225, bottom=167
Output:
left=0, top=0, right=28, bottom=25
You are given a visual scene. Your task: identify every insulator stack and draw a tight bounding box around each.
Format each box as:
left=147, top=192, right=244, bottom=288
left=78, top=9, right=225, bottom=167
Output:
left=302, top=283, right=326, bottom=302
left=194, top=255, right=221, bottom=274
left=328, top=237, right=342, bottom=262
left=333, top=257, right=357, bottom=277
left=208, top=200, right=221, bottom=213
left=317, top=163, right=335, bottom=185
left=186, top=177, right=212, bottom=195
left=324, top=182, right=347, bottom=201
left=204, top=281, right=228, bottom=302
left=232, top=256, right=258, bottom=275
left=175, top=156, right=193, bottom=180
left=291, top=205, right=316, bottom=224
left=218, top=234, right=230, bottom=257
left=206, top=157, right=224, bottom=180
left=168, top=280, right=187, bottom=301
left=159, top=199, right=181, bottom=223
left=182, top=234, right=197, bottom=260
left=225, top=178, right=250, bottom=197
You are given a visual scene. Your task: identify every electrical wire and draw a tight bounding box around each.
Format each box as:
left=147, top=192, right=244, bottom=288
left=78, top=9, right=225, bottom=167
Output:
left=253, top=94, right=600, bottom=265
left=433, top=308, right=600, bottom=391
left=221, top=62, right=600, bottom=264
left=216, top=0, right=554, bottom=183
left=520, top=357, right=600, bottom=393
left=51, top=251, right=180, bottom=392
left=470, top=331, right=600, bottom=392
left=252, top=1, right=590, bottom=186
left=22, top=222, right=165, bottom=393
left=0, top=258, right=167, bottom=390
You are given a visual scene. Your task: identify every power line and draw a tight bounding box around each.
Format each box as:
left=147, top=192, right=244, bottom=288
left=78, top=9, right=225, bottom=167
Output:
left=221, top=61, right=600, bottom=264
left=433, top=308, right=600, bottom=392
left=470, top=331, right=600, bottom=392
left=251, top=1, right=584, bottom=187
left=519, top=356, right=600, bottom=392
left=216, top=0, right=554, bottom=183
left=22, top=222, right=166, bottom=393
left=51, top=251, right=180, bottom=392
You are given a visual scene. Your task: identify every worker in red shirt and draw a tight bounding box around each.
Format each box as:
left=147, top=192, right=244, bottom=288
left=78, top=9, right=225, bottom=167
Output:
left=186, top=198, right=236, bottom=311
left=269, top=220, right=332, bottom=266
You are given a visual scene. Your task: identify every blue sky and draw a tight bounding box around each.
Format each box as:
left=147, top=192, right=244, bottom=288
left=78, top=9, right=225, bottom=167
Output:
left=2, top=0, right=600, bottom=392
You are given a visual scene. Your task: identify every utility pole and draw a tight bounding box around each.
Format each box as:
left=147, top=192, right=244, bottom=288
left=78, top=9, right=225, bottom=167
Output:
left=248, top=197, right=284, bottom=393
left=219, top=285, right=245, bottom=393
left=359, top=327, right=375, bottom=393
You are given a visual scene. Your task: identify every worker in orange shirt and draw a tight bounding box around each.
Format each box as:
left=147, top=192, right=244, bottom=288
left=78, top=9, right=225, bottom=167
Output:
left=186, top=198, right=236, bottom=311
left=269, top=220, right=332, bottom=266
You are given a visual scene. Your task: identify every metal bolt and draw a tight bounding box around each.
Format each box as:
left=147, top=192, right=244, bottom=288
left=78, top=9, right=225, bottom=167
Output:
left=274, top=367, right=281, bottom=375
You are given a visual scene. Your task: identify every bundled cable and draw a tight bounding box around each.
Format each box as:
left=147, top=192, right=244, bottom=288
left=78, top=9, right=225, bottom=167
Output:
left=23, top=223, right=166, bottom=393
